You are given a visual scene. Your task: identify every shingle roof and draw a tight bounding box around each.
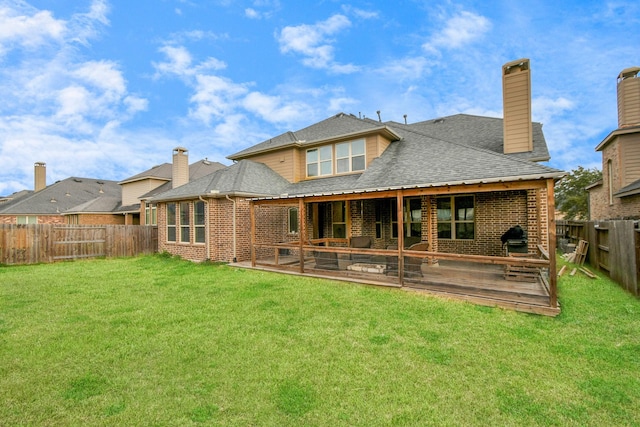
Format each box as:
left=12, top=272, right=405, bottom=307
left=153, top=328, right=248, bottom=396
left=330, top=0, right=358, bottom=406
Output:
left=150, top=160, right=290, bottom=201
left=0, top=177, right=121, bottom=215
left=390, top=114, right=550, bottom=162
left=228, top=113, right=399, bottom=159
left=65, top=196, right=122, bottom=214
left=615, top=178, right=640, bottom=198
left=119, top=159, right=226, bottom=185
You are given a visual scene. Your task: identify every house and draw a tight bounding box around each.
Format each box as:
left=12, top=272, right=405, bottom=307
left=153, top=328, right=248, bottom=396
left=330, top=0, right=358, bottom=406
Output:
left=0, top=162, right=123, bottom=225
left=117, top=147, right=226, bottom=225
left=151, top=58, right=565, bottom=315
left=588, top=66, right=640, bottom=220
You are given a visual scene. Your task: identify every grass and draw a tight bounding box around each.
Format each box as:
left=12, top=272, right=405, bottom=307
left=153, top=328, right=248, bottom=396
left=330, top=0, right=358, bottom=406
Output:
left=1, top=254, right=639, bottom=426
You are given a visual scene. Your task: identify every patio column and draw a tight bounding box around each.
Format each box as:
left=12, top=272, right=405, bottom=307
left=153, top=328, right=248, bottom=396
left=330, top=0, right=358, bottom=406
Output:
left=299, top=198, right=305, bottom=274
left=250, top=201, right=256, bottom=267
left=396, top=190, right=404, bottom=286
left=547, top=179, right=558, bottom=308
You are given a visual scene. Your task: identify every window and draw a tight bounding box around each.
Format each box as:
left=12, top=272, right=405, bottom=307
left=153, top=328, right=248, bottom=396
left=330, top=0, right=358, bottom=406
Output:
left=145, top=203, right=157, bottom=225
left=288, top=207, right=299, bottom=234
left=608, top=159, right=613, bottom=205
left=180, top=202, right=190, bottom=243
left=167, top=203, right=177, bottom=242
left=391, top=198, right=422, bottom=238
left=306, top=145, right=333, bottom=177
left=332, top=201, right=347, bottom=238
left=437, top=195, right=475, bottom=240
left=17, top=216, right=37, bottom=224
left=336, top=139, right=365, bottom=173
left=194, top=201, right=205, bottom=243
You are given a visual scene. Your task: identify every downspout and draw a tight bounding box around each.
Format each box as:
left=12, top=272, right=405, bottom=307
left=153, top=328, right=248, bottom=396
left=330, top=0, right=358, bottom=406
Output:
left=199, top=195, right=211, bottom=261
left=225, top=195, right=237, bottom=263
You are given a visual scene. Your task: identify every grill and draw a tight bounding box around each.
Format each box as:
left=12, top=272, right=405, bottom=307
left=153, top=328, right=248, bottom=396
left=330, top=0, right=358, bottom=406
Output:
left=501, top=225, right=528, bottom=254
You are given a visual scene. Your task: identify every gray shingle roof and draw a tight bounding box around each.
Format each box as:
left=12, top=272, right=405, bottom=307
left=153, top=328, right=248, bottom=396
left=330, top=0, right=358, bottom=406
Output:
left=119, top=159, right=226, bottom=184
left=390, top=114, right=549, bottom=162
left=150, top=160, right=291, bottom=201
left=615, top=178, right=640, bottom=197
left=0, top=177, right=121, bottom=215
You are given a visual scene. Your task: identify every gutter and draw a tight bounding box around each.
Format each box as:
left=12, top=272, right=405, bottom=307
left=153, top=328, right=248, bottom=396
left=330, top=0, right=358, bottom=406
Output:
left=225, top=195, right=237, bottom=263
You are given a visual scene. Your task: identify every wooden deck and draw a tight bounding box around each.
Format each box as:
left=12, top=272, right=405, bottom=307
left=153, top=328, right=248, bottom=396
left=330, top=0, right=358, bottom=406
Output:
left=231, top=256, right=560, bottom=316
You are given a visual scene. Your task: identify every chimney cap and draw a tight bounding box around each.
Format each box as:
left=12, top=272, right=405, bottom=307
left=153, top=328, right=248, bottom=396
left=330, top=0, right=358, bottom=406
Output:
left=35, top=161, right=46, bottom=166
left=619, top=66, right=640, bottom=80
left=173, top=146, right=188, bottom=154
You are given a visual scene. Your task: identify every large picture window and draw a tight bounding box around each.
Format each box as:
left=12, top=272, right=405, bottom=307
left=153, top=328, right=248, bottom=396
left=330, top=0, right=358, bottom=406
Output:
left=437, top=195, right=475, bottom=240
left=167, top=203, right=177, bottom=242
left=306, top=145, right=333, bottom=177
left=194, top=201, right=205, bottom=243
left=180, top=202, right=190, bottom=243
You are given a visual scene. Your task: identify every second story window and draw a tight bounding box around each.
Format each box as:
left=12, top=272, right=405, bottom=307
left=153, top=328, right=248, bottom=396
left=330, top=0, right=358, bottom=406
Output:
left=336, top=139, right=365, bottom=173
left=306, top=146, right=333, bottom=177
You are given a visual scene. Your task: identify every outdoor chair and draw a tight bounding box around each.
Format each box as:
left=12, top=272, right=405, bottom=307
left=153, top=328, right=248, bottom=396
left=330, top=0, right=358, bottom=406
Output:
left=350, top=236, right=373, bottom=263
left=313, top=250, right=339, bottom=270
left=386, top=242, right=428, bottom=278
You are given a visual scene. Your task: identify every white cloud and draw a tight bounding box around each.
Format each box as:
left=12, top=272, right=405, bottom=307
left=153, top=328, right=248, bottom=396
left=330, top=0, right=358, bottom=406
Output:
left=0, top=6, right=65, bottom=57
left=245, top=8, right=260, bottom=19
left=189, top=74, right=249, bottom=124
left=423, top=10, right=491, bottom=55
left=243, top=92, right=309, bottom=123
left=277, top=14, right=359, bottom=73
left=378, top=57, right=431, bottom=81
left=341, top=5, right=378, bottom=20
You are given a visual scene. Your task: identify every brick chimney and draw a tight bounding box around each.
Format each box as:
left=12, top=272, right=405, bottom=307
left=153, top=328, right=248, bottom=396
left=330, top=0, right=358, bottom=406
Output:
left=34, top=162, right=46, bottom=192
left=502, top=58, right=533, bottom=154
left=617, top=66, right=640, bottom=128
left=172, top=147, right=189, bottom=189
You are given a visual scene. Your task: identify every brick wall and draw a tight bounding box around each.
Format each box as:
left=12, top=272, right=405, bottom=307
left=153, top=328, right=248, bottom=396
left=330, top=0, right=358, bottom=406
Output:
left=438, top=191, right=532, bottom=257
left=590, top=140, right=640, bottom=220
left=78, top=214, right=125, bottom=225
left=0, top=215, right=65, bottom=225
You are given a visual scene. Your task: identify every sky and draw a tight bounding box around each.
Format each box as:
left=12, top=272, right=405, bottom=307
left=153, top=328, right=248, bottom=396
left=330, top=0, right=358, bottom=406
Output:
left=0, top=0, right=638, bottom=195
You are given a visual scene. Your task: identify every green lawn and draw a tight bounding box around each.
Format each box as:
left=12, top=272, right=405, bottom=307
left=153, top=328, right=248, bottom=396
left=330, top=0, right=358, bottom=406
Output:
left=1, top=254, right=639, bottom=426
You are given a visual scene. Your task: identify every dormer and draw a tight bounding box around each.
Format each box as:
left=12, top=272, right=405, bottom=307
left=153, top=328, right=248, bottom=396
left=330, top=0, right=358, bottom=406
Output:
left=228, top=113, right=401, bottom=183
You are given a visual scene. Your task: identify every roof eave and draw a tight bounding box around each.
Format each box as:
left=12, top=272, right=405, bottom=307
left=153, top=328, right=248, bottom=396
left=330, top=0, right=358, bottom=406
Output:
left=595, top=125, right=640, bottom=151
left=228, top=126, right=402, bottom=160
left=254, top=172, right=565, bottom=201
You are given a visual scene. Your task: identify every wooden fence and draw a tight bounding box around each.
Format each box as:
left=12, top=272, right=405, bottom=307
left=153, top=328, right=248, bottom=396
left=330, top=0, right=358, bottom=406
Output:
left=0, top=224, right=158, bottom=266
left=557, top=220, right=639, bottom=296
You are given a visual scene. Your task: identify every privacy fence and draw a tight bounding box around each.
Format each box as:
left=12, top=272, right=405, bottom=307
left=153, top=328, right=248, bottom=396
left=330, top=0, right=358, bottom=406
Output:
left=557, top=220, right=639, bottom=296
left=0, top=224, right=158, bottom=266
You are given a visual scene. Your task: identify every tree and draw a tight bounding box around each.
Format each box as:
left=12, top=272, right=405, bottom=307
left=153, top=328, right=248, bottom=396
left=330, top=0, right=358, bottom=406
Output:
left=555, top=166, right=602, bottom=220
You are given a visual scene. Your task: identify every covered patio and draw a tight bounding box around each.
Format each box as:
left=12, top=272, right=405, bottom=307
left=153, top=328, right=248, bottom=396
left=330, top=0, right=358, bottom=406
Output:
left=243, top=179, right=559, bottom=316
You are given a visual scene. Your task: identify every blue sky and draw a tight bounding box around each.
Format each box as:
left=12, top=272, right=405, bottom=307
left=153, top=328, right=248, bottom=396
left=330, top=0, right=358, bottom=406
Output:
left=0, top=0, right=638, bottom=195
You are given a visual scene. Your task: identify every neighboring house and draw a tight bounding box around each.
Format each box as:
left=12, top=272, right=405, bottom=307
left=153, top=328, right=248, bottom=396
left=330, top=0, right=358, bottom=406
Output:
left=118, top=147, right=226, bottom=225
left=0, top=162, right=123, bottom=225
left=588, top=66, right=640, bottom=220
left=151, top=59, right=565, bottom=315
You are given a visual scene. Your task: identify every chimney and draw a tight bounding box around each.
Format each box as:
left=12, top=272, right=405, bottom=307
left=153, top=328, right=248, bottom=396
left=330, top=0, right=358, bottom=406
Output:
left=617, top=66, right=640, bottom=128
left=172, top=147, right=189, bottom=189
left=502, top=58, right=533, bottom=154
left=34, top=162, right=46, bottom=192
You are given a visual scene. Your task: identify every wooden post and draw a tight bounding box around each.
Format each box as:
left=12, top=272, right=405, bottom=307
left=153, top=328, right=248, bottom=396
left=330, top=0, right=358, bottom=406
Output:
left=397, top=190, right=404, bottom=286
left=299, top=198, right=305, bottom=274
left=547, top=179, right=558, bottom=308
left=250, top=201, right=256, bottom=267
